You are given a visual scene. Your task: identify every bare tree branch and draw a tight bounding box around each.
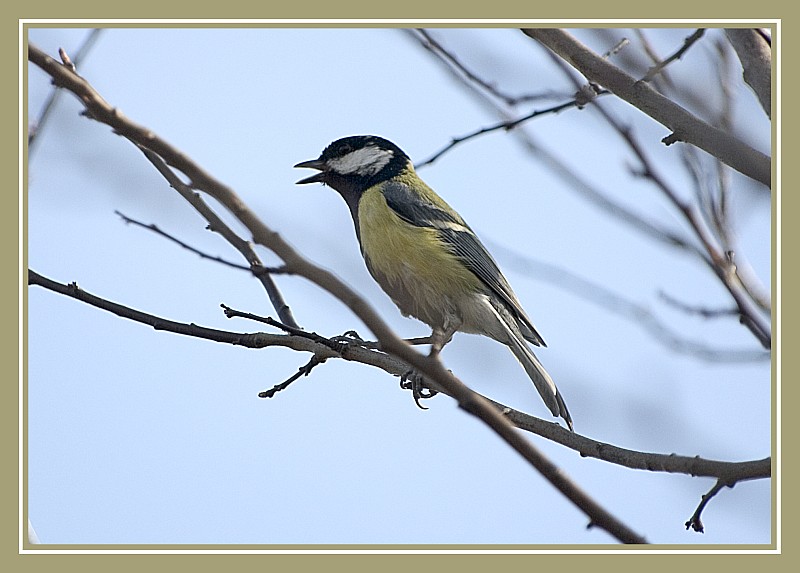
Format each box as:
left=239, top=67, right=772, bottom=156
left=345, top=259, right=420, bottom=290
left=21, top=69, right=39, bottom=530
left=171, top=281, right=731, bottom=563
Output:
left=408, top=29, right=770, bottom=356
left=536, top=34, right=771, bottom=350
left=608, top=121, right=771, bottom=348
left=493, top=34, right=771, bottom=349
left=134, top=144, right=299, bottom=329
left=725, top=29, right=772, bottom=118
left=491, top=242, right=768, bottom=363
left=28, top=28, right=103, bottom=151
left=29, top=43, right=648, bottom=544
left=523, top=28, right=771, bottom=188
left=29, top=268, right=770, bottom=490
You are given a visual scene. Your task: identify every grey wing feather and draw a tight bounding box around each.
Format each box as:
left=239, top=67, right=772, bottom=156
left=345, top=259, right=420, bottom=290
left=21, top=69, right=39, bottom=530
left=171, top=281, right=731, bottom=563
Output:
left=381, top=180, right=463, bottom=227
left=439, top=228, right=546, bottom=347
left=381, top=181, right=547, bottom=347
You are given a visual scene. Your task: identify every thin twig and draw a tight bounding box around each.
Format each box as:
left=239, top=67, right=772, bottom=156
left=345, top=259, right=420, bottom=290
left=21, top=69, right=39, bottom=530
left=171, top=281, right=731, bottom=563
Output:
left=415, top=97, right=601, bottom=168
left=29, top=29, right=103, bottom=150
left=642, top=29, right=706, bottom=82
left=601, top=37, right=631, bottom=59
left=115, top=210, right=250, bottom=272
left=634, top=30, right=678, bottom=98
left=259, top=356, right=322, bottom=398
left=685, top=479, right=731, bottom=533
left=411, top=29, right=565, bottom=107
left=220, top=303, right=349, bottom=355
left=658, top=291, right=739, bottom=319
left=221, top=304, right=440, bottom=366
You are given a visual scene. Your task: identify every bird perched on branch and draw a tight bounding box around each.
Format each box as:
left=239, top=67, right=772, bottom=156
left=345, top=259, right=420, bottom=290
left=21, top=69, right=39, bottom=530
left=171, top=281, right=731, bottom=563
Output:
left=295, top=135, right=572, bottom=431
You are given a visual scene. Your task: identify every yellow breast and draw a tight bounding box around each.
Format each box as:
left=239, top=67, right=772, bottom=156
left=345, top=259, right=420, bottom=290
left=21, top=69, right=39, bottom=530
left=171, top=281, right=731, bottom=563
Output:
left=357, top=184, right=480, bottom=327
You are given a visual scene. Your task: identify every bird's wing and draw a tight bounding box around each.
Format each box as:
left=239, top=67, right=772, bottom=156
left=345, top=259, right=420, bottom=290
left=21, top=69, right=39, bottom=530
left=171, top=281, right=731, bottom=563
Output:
left=381, top=181, right=547, bottom=347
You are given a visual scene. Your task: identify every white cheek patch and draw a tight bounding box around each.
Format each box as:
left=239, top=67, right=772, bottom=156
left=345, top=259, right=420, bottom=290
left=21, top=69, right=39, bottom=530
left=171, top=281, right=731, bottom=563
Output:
left=329, top=146, right=394, bottom=177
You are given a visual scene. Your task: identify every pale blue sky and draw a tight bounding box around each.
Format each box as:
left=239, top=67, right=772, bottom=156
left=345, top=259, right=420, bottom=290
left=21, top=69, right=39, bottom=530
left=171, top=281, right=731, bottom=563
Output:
left=26, top=26, right=772, bottom=546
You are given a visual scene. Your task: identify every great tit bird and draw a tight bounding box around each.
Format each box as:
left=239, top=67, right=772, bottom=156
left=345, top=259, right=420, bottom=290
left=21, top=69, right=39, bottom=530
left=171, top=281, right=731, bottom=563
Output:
left=295, top=135, right=572, bottom=431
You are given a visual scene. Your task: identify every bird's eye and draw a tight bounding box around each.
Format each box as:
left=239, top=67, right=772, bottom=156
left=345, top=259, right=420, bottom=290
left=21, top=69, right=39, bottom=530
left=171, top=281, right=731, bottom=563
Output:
left=338, top=144, right=353, bottom=156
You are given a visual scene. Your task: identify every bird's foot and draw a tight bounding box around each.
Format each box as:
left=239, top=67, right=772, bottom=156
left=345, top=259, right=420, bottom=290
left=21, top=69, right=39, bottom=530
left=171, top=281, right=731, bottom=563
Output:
left=400, top=370, right=439, bottom=409
left=331, top=330, right=381, bottom=350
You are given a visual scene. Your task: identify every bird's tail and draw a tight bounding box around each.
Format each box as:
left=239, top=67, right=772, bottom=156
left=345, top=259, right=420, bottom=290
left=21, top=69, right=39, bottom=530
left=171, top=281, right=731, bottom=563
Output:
left=507, top=336, right=573, bottom=431
left=489, top=305, right=572, bottom=431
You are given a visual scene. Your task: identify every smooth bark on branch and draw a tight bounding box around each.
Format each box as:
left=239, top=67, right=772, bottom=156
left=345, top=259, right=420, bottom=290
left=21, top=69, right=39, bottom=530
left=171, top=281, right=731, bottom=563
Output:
left=725, top=28, right=772, bottom=118
left=523, top=28, right=771, bottom=188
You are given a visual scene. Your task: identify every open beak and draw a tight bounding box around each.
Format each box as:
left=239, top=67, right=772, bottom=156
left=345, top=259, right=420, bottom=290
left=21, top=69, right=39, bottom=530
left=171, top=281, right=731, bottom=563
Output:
left=294, top=158, right=327, bottom=184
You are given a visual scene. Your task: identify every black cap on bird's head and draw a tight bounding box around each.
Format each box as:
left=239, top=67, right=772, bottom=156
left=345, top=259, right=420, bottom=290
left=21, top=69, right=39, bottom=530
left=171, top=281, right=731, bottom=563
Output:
left=294, top=135, right=410, bottom=191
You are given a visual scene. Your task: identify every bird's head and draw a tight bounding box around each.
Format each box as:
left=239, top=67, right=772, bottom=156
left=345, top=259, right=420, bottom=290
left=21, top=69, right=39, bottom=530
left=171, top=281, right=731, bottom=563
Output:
left=294, top=135, right=411, bottom=193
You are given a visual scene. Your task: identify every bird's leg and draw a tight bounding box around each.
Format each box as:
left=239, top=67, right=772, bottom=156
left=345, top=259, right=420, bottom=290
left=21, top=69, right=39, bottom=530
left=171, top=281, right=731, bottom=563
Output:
left=400, top=328, right=440, bottom=407
left=404, top=335, right=438, bottom=347
left=428, top=323, right=458, bottom=357
left=400, top=326, right=459, bottom=408
left=428, top=332, right=444, bottom=357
